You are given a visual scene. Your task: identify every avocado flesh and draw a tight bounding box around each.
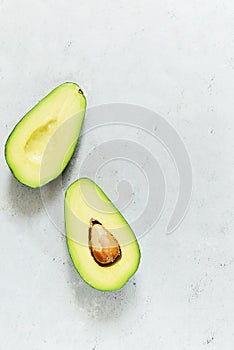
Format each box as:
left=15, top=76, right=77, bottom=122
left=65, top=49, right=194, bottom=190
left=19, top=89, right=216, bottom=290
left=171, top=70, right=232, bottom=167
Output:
left=65, top=178, right=141, bottom=291
left=5, top=82, right=86, bottom=188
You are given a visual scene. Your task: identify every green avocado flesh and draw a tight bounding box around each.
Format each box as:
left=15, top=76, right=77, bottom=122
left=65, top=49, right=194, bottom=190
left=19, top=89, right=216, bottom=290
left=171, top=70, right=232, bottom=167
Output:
left=5, top=82, right=86, bottom=188
left=65, top=178, right=141, bottom=291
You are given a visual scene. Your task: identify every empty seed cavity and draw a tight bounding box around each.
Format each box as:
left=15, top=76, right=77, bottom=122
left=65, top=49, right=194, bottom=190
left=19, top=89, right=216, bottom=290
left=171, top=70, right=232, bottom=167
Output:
left=24, top=119, right=57, bottom=162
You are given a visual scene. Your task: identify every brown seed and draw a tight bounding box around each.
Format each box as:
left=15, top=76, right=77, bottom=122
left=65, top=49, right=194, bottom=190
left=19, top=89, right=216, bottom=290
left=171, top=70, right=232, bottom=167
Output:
left=89, top=218, right=121, bottom=265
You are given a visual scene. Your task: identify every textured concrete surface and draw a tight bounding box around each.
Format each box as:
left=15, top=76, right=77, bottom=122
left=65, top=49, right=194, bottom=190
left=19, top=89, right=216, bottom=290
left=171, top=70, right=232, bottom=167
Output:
left=1, top=1, right=234, bottom=349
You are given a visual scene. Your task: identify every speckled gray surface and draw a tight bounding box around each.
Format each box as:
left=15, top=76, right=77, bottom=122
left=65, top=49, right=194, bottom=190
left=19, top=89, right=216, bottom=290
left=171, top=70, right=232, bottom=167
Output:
left=1, top=1, right=234, bottom=349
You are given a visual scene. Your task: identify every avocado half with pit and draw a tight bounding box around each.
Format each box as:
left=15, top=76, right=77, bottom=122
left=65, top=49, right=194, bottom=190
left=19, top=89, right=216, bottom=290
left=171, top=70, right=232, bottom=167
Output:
left=65, top=178, right=141, bottom=291
left=5, top=82, right=86, bottom=188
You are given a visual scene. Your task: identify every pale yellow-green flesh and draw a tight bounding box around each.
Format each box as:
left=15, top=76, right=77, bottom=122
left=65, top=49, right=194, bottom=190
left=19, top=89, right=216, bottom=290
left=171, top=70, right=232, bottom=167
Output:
left=65, top=178, right=141, bottom=291
left=5, top=83, right=86, bottom=187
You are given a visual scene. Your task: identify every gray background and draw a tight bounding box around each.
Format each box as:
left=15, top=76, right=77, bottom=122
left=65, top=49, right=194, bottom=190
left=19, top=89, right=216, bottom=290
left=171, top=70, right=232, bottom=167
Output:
left=1, top=1, right=234, bottom=349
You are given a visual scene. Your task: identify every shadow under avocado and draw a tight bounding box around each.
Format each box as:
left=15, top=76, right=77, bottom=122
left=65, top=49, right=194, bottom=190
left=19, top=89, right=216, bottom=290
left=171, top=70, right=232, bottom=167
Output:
left=67, top=256, right=138, bottom=322
left=7, top=175, right=43, bottom=216
left=7, top=136, right=84, bottom=235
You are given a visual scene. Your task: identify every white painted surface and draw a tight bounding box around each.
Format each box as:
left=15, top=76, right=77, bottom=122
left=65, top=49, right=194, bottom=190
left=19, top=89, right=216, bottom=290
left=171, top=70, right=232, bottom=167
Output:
left=1, top=1, right=234, bottom=349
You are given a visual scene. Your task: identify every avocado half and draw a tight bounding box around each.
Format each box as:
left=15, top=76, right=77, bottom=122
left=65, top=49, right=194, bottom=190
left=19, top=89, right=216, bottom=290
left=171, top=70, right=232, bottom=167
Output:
left=5, top=82, right=86, bottom=188
left=65, top=178, right=141, bottom=291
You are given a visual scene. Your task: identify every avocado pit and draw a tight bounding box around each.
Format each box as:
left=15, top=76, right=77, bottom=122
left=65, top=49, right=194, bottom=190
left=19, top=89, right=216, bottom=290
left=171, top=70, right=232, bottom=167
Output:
left=89, top=218, right=121, bottom=266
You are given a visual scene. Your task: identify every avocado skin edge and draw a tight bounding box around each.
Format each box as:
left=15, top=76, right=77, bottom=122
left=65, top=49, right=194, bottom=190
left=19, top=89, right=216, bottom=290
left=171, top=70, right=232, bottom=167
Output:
left=5, top=82, right=86, bottom=188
